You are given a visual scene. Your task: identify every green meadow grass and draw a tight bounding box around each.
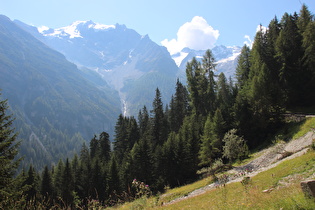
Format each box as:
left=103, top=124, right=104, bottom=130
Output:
left=160, top=150, right=315, bottom=210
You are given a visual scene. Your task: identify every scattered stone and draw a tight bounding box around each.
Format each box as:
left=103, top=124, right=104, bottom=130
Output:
left=262, top=188, right=274, bottom=193
left=300, top=180, right=315, bottom=198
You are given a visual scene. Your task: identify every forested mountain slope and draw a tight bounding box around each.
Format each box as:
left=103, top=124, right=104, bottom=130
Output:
left=0, top=15, right=121, bottom=169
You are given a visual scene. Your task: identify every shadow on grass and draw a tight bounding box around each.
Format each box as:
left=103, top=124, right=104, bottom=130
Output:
left=280, top=119, right=307, bottom=142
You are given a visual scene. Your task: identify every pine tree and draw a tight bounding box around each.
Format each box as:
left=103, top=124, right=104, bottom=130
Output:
left=108, top=156, right=120, bottom=195
left=177, top=115, right=201, bottom=180
left=151, top=88, right=167, bottom=147
left=186, top=50, right=216, bottom=117
left=276, top=12, right=304, bottom=107
left=297, top=4, right=313, bottom=34
left=0, top=93, right=21, bottom=202
left=186, top=57, right=204, bottom=115
left=203, top=49, right=217, bottom=116
left=300, top=7, right=315, bottom=105
left=199, top=115, right=216, bottom=167
left=202, top=109, right=227, bottom=161
left=160, top=132, right=178, bottom=187
left=236, top=45, right=251, bottom=89
left=217, top=73, right=230, bottom=106
left=113, top=114, right=129, bottom=162
left=41, top=165, right=54, bottom=200
left=61, top=159, right=74, bottom=206
left=78, top=143, right=91, bottom=200
left=265, top=17, right=284, bottom=111
left=138, top=106, right=150, bottom=137
left=90, top=135, right=99, bottom=160
left=169, top=79, right=190, bottom=133
left=53, top=159, right=64, bottom=198
left=23, top=165, right=39, bottom=202
left=91, top=158, right=105, bottom=200
left=126, top=117, right=140, bottom=151
left=99, top=131, right=111, bottom=163
left=131, top=137, right=154, bottom=185
left=119, top=152, right=133, bottom=193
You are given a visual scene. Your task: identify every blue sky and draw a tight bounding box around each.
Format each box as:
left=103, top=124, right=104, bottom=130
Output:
left=1, top=0, right=314, bottom=54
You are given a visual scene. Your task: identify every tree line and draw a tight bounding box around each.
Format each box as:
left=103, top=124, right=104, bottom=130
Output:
left=1, top=4, right=314, bottom=209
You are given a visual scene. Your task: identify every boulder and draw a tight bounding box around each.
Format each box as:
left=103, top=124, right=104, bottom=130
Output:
left=300, top=180, right=315, bottom=198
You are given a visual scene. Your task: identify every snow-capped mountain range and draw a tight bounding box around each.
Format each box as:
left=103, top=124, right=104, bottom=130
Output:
left=16, top=20, right=241, bottom=115
left=172, top=45, right=241, bottom=79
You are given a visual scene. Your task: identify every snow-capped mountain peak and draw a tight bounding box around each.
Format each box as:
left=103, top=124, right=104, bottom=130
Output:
left=38, top=20, right=116, bottom=39
left=216, top=46, right=241, bottom=64
left=87, top=21, right=115, bottom=31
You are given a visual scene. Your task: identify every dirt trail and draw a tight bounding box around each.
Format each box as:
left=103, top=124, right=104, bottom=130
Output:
left=164, top=131, right=315, bottom=206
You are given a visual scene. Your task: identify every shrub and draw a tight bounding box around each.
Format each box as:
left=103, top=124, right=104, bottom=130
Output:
left=222, top=129, right=249, bottom=163
left=132, top=179, right=152, bottom=198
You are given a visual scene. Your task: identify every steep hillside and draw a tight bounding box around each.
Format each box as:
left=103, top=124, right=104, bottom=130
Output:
left=117, top=117, right=315, bottom=209
left=0, top=15, right=121, bottom=169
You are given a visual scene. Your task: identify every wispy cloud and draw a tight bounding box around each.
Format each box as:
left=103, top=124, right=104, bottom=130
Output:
left=161, top=16, right=219, bottom=55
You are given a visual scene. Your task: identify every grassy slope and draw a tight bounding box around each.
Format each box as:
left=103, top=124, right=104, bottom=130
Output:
left=117, top=118, right=315, bottom=209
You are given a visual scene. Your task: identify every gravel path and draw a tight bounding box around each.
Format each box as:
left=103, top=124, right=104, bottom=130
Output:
left=164, top=130, right=315, bottom=206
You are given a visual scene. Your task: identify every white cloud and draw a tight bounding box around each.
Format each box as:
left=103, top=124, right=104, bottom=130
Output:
left=256, top=25, right=268, bottom=33
left=161, top=16, right=219, bottom=55
left=243, top=35, right=253, bottom=48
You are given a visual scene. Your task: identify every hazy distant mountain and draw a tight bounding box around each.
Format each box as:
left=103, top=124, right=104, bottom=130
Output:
left=15, top=20, right=179, bottom=116
left=172, top=45, right=241, bottom=79
left=0, top=15, right=121, bottom=169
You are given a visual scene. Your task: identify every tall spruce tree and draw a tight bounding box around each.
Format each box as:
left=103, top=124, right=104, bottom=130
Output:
left=276, top=12, right=304, bottom=107
left=186, top=57, right=204, bottom=116
left=131, top=137, right=154, bottom=185
left=53, top=159, right=64, bottom=198
left=0, top=93, right=20, bottom=202
left=199, top=115, right=216, bottom=167
left=23, top=165, right=39, bottom=202
left=41, top=165, right=54, bottom=200
left=151, top=88, right=167, bottom=147
left=61, top=159, right=74, bottom=206
left=236, top=45, right=251, bottom=89
left=203, top=49, right=217, bottom=116
left=108, top=155, right=120, bottom=195
left=138, top=106, right=150, bottom=137
left=113, top=114, right=129, bottom=162
left=99, top=131, right=111, bottom=163
left=300, top=6, right=315, bottom=105
left=297, top=4, right=313, bottom=34
left=169, top=79, right=190, bottom=133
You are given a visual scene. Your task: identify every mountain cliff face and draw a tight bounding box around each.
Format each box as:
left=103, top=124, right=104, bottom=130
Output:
left=15, top=20, right=179, bottom=116
left=0, top=15, right=121, bottom=169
